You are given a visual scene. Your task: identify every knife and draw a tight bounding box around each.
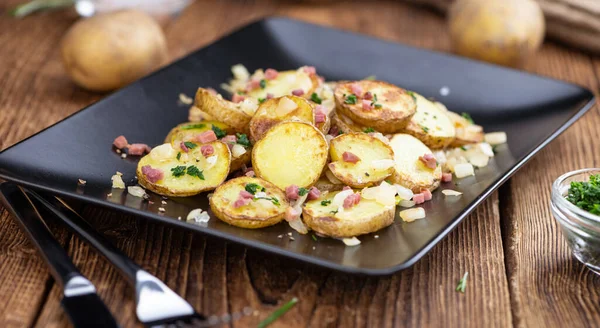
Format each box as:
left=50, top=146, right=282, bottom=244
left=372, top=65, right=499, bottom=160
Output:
left=0, top=183, right=119, bottom=328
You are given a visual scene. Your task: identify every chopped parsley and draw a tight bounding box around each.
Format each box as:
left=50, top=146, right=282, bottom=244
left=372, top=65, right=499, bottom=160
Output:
left=338, top=130, right=344, bottom=135
left=456, top=272, right=468, bottom=293
left=236, top=133, right=251, bottom=147
left=258, top=98, right=266, bottom=104
left=330, top=210, right=338, bottom=214
left=321, top=200, right=331, bottom=206
left=259, top=79, right=266, bottom=89
left=344, top=94, right=358, bottom=105
left=176, top=152, right=181, bottom=160
left=254, top=196, right=280, bottom=206
left=311, top=235, right=318, bottom=241
left=183, top=141, right=197, bottom=149
left=310, top=92, right=322, bottom=104
left=298, top=187, right=309, bottom=196
left=186, top=165, right=204, bottom=180
left=460, top=146, right=467, bottom=151
left=419, top=124, right=429, bottom=133
left=245, top=183, right=265, bottom=195
left=211, top=125, right=227, bottom=139
left=171, top=166, right=186, bottom=177
left=371, top=94, right=382, bottom=108
left=180, top=123, right=206, bottom=130
left=374, top=104, right=382, bottom=109
left=461, top=112, right=474, bottom=124
left=363, top=127, right=375, bottom=133
left=567, top=174, right=600, bottom=215
left=406, top=90, right=417, bottom=102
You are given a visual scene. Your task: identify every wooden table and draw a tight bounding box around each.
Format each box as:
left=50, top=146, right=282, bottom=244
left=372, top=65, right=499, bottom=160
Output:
left=1, top=1, right=600, bottom=327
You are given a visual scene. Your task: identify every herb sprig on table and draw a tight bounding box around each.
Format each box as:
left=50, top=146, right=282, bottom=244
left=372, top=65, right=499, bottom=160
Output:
left=567, top=174, right=600, bottom=215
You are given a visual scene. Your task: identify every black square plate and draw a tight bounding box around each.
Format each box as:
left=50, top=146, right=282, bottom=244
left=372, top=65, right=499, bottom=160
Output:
left=0, top=18, right=594, bottom=275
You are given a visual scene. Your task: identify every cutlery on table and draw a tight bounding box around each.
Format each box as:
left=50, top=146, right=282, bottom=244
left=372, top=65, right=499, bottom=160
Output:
left=0, top=183, right=119, bottom=328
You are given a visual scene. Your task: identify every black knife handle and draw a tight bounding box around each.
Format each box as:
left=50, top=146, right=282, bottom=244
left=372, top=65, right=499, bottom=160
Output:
left=0, top=183, right=80, bottom=286
left=25, top=189, right=141, bottom=284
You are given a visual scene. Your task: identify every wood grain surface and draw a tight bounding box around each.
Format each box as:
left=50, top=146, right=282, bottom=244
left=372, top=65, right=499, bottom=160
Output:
left=0, top=0, right=598, bottom=327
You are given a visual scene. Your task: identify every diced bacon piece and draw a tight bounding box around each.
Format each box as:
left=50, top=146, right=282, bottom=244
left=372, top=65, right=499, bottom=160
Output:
left=343, top=186, right=352, bottom=191
left=141, top=165, right=163, bottom=183
left=233, top=197, right=252, bottom=208
left=206, top=88, right=218, bottom=95
left=342, top=151, right=360, bottom=163
left=303, top=66, right=316, bottom=75
left=343, top=193, right=361, bottom=209
left=244, top=169, right=255, bottom=177
left=363, top=92, right=373, bottom=100
left=239, top=190, right=254, bottom=199
left=286, top=185, right=300, bottom=200
left=315, top=105, right=326, bottom=123
left=292, top=89, right=305, bottom=96
left=246, top=78, right=261, bottom=91
left=285, top=206, right=301, bottom=221
left=232, top=94, right=245, bottom=103
left=419, top=153, right=437, bottom=169
left=350, top=83, right=363, bottom=96
left=328, top=125, right=339, bottom=136
left=113, top=135, right=128, bottom=149
left=265, top=68, right=278, bottom=80
left=195, top=130, right=217, bottom=144
left=413, top=193, right=425, bottom=204
left=180, top=141, right=189, bottom=153
left=422, top=189, right=432, bottom=201
left=362, top=99, right=373, bottom=110
left=128, top=143, right=151, bottom=155
left=266, top=93, right=274, bottom=99
left=307, top=187, right=321, bottom=200
left=423, top=153, right=435, bottom=161
left=442, top=173, right=453, bottom=182
left=201, top=145, right=214, bottom=157
left=221, top=135, right=237, bottom=144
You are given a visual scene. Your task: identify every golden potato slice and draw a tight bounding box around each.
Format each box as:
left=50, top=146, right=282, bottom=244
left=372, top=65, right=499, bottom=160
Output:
left=246, top=70, right=319, bottom=100
left=330, top=111, right=368, bottom=134
left=249, top=96, right=314, bottom=143
left=328, top=133, right=394, bottom=188
left=445, top=111, right=484, bottom=147
left=302, top=190, right=395, bottom=238
left=210, top=176, right=288, bottom=228
left=188, top=105, right=214, bottom=122
left=334, top=80, right=416, bottom=133
left=388, top=133, right=442, bottom=192
left=230, top=148, right=252, bottom=172
left=401, top=93, right=456, bottom=149
left=164, top=121, right=231, bottom=145
left=137, top=142, right=231, bottom=197
left=252, top=121, right=328, bottom=190
left=313, top=177, right=344, bottom=193
left=195, top=88, right=254, bottom=133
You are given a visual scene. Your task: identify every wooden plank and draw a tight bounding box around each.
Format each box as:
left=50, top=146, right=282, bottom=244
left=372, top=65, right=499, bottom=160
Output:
left=501, top=42, right=600, bottom=327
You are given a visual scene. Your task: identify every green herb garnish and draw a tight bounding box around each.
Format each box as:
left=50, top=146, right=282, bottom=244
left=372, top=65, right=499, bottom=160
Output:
left=310, top=93, right=322, bottom=104
left=298, top=187, right=309, bottom=196
left=363, top=127, right=375, bottom=133
left=456, top=272, right=468, bottom=293
left=186, top=165, right=204, bottom=180
left=374, top=104, right=382, bottom=108
left=311, top=235, right=318, bottom=241
left=258, top=98, right=266, bottom=104
left=211, top=125, right=227, bottom=139
left=171, top=166, right=186, bottom=177
left=567, top=174, right=600, bottom=215
left=338, top=130, right=344, bottom=135
left=180, top=123, right=206, bottom=130
left=460, top=146, right=467, bottom=151
left=330, top=210, right=338, bottom=214
left=344, top=94, right=358, bottom=105
left=321, top=200, right=331, bottom=206
left=255, top=196, right=280, bottom=206
left=236, top=133, right=251, bottom=147
left=260, top=79, right=267, bottom=89
left=364, top=75, right=376, bottom=80
left=257, top=297, right=298, bottom=328
left=245, top=183, right=262, bottom=195
left=461, top=112, right=474, bottom=124
left=183, top=141, right=197, bottom=149
left=176, top=152, right=181, bottom=160
left=419, top=125, right=429, bottom=133
left=406, top=91, right=417, bottom=102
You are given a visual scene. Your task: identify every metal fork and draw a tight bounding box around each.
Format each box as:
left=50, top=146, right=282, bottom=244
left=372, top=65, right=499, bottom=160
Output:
left=24, top=189, right=214, bottom=327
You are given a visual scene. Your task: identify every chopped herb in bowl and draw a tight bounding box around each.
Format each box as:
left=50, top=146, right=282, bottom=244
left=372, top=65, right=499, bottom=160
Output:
left=566, top=174, right=600, bottom=215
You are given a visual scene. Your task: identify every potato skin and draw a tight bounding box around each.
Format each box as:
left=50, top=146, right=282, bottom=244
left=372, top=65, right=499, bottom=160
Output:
left=164, top=121, right=232, bottom=144
left=400, top=93, right=456, bottom=149
left=61, top=10, right=167, bottom=92
left=313, top=177, right=344, bottom=193
left=334, top=80, right=416, bottom=133
left=188, top=106, right=215, bottom=122
left=388, top=134, right=442, bottom=192
left=230, top=149, right=252, bottom=172
left=246, top=70, right=320, bottom=100
left=209, top=177, right=289, bottom=228
left=252, top=121, right=328, bottom=190
left=445, top=111, right=484, bottom=147
left=331, top=111, right=367, bottom=134
left=249, top=96, right=314, bottom=143
left=195, top=88, right=252, bottom=133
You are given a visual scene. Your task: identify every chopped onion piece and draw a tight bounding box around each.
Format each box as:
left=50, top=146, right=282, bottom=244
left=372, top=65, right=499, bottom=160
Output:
left=288, top=216, right=309, bottom=234
left=332, top=189, right=354, bottom=212
left=255, top=191, right=267, bottom=198
left=442, top=189, right=463, bottom=197
left=231, top=144, right=247, bottom=158
left=454, top=163, right=475, bottom=178
left=370, top=132, right=390, bottom=144
left=206, top=155, right=218, bottom=166
left=179, top=93, right=193, bottom=105
left=231, top=64, right=250, bottom=81
left=467, top=151, right=489, bottom=167
left=342, top=237, right=361, bottom=246
left=111, top=174, right=125, bottom=189
left=325, top=170, right=343, bottom=184
left=127, top=186, right=146, bottom=198
left=239, top=98, right=259, bottom=115
left=394, top=184, right=414, bottom=200
left=433, top=150, right=447, bottom=165
left=400, top=207, right=426, bottom=222
left=275, top=97, right=298, bottom=116
left=150, top=143, right=176, bottom=161
left=187, top=208, right=210, bottom=223
left=478, top=142, right=494, bottom=157
left=371, top=159, right=395, bottom=170
left=399, top=200, right=416, bottom=208
left=325, top=134, right=334, bottom=144
left=484, top=132, right=507, bottom=145
left=361, top=184, right=395, bottom=206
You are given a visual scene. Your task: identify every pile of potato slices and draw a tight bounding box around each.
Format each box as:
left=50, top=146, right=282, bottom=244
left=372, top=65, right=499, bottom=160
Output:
left=136, top=65, right=506, bottom=242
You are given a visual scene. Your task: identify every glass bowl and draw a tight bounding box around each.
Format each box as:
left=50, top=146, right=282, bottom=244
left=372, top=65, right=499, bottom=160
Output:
left=551, top=168, right=600, bottom=275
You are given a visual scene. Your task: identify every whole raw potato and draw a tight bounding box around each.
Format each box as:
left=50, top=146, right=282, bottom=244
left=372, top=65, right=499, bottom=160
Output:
left=448, top=0, right=545, bottom=67
left=61, top=10, right=168, bottom=92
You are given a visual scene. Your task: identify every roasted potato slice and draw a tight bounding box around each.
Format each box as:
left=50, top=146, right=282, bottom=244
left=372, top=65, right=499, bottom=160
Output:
left=195, top=88, right=255, bottom=133
left=302, top=190, right=395, bottom=238
left=252, top=121, right=328, bottom=190
left=249, top=96, right=314, bottom=143
left=246, top=69, right=319, bottom=100
left=137, top=142, right=231, bottom=197
left=188, top=105, right=214, bottom=122
left=230, top=147, right=252, bottom=172
left=209, top=176, right=289, bottom=229
left=330, top=111, right=368, bottom=134
left=328, top=133, right=394, bottom=188
left=445, top=110, right=484, bottom=147
left=334, top=80, right=416, bottom=133
left=401, top=93, right=455, bottom=149
left=313, top=177, right=344, bottom=193
left=164, top=121, right=231, bottom=145
left=388, top=133, right=442, bottom=192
